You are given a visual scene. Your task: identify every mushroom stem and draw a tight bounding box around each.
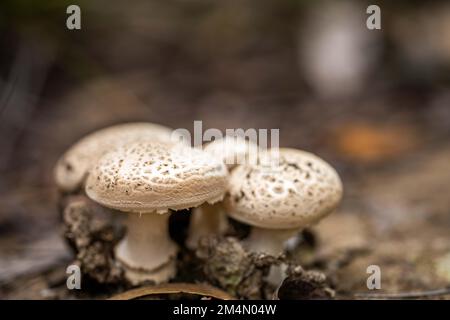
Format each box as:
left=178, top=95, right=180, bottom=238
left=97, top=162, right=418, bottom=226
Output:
left=245, top=227, right=299, bottom=256
left=245, top=227, right=299, bottom=287
left=186, top=203, right=228, bottom=249
left=115, top=212, right=178, bottom=273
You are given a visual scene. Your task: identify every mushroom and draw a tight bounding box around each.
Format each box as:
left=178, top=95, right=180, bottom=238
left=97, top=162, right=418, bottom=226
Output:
left=186, top=136, right=259, bottom=249
left=54, top=122, right=176, bottom=193
left=225, top=148, right=343, bottom=284
left=203, top=135, right=260, bottom=170
left=85, top=141, right=228, bottom=284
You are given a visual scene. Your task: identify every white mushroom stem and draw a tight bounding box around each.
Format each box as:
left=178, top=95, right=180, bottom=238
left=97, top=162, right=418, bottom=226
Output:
left=245, top=227, right=300, bottom=287
left=115, top=212, right=178, bottom=272
left=186, top=203, right=228, bottom=249
left=245, top=227, right=299, bottom=256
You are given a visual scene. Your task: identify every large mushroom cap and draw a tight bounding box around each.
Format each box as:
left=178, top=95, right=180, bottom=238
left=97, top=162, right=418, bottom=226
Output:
left=85, top=141, right=228, bottom=213
left=204, top=135, right=260, bottom=170
left=225, top=148, right=343, bottom=229
left=54, top=122, right=175, bottom=192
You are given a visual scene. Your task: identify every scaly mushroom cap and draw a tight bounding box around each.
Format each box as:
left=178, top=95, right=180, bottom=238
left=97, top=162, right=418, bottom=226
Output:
left=225, top=148, right=343, bottom=229
left=204, top=136, right=260, bottom=170
left=85, top=141, right=228, bottom=213
left=54, top=122, right=175, bottom=192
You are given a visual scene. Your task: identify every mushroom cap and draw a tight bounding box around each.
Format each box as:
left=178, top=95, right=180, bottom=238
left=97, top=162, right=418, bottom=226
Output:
left=225, top=148, right=343, bottom=229
left=204, top=136, right=260, bottom=170
left=54, top=122, right=175, bottom=192
left=85, top=141, right=228, bottom=213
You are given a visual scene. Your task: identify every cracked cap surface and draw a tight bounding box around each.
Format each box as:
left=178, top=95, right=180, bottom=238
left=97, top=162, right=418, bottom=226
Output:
left=225, top=148, right=343, bottom=229
left=85, top=141, right=228, bottom=213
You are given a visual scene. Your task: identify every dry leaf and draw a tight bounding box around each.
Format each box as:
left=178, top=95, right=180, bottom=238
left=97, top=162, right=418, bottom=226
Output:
left=109, top=283, right=235, bottom=300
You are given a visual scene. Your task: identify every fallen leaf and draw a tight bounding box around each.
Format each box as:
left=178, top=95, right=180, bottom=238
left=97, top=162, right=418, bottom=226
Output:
left=109, top=283, right=235, bottom=300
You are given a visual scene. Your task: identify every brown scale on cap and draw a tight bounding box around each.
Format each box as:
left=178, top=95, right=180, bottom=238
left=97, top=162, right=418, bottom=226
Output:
left=54, top=122, right=175, bottom=193
left=226, top=148, right=343, bottom=230
left=85, top=141, right=228, bottom=213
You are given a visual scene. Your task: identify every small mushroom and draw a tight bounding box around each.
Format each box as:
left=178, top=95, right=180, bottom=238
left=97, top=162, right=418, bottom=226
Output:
left=225, top=148, right=343, bottom=284
left=186, top=136, right=259, bottom=249
left=54, top=122, right=176, bottom=193
left=85, top=141, right=228, bottom=284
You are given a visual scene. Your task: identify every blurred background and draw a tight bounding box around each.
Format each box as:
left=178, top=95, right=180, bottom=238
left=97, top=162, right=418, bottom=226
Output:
left=0, top=0, right=449, bottom=298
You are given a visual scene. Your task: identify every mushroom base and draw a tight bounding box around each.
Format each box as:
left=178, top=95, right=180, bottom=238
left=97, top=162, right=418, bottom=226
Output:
left=120, top=257, right=177, bottom=285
